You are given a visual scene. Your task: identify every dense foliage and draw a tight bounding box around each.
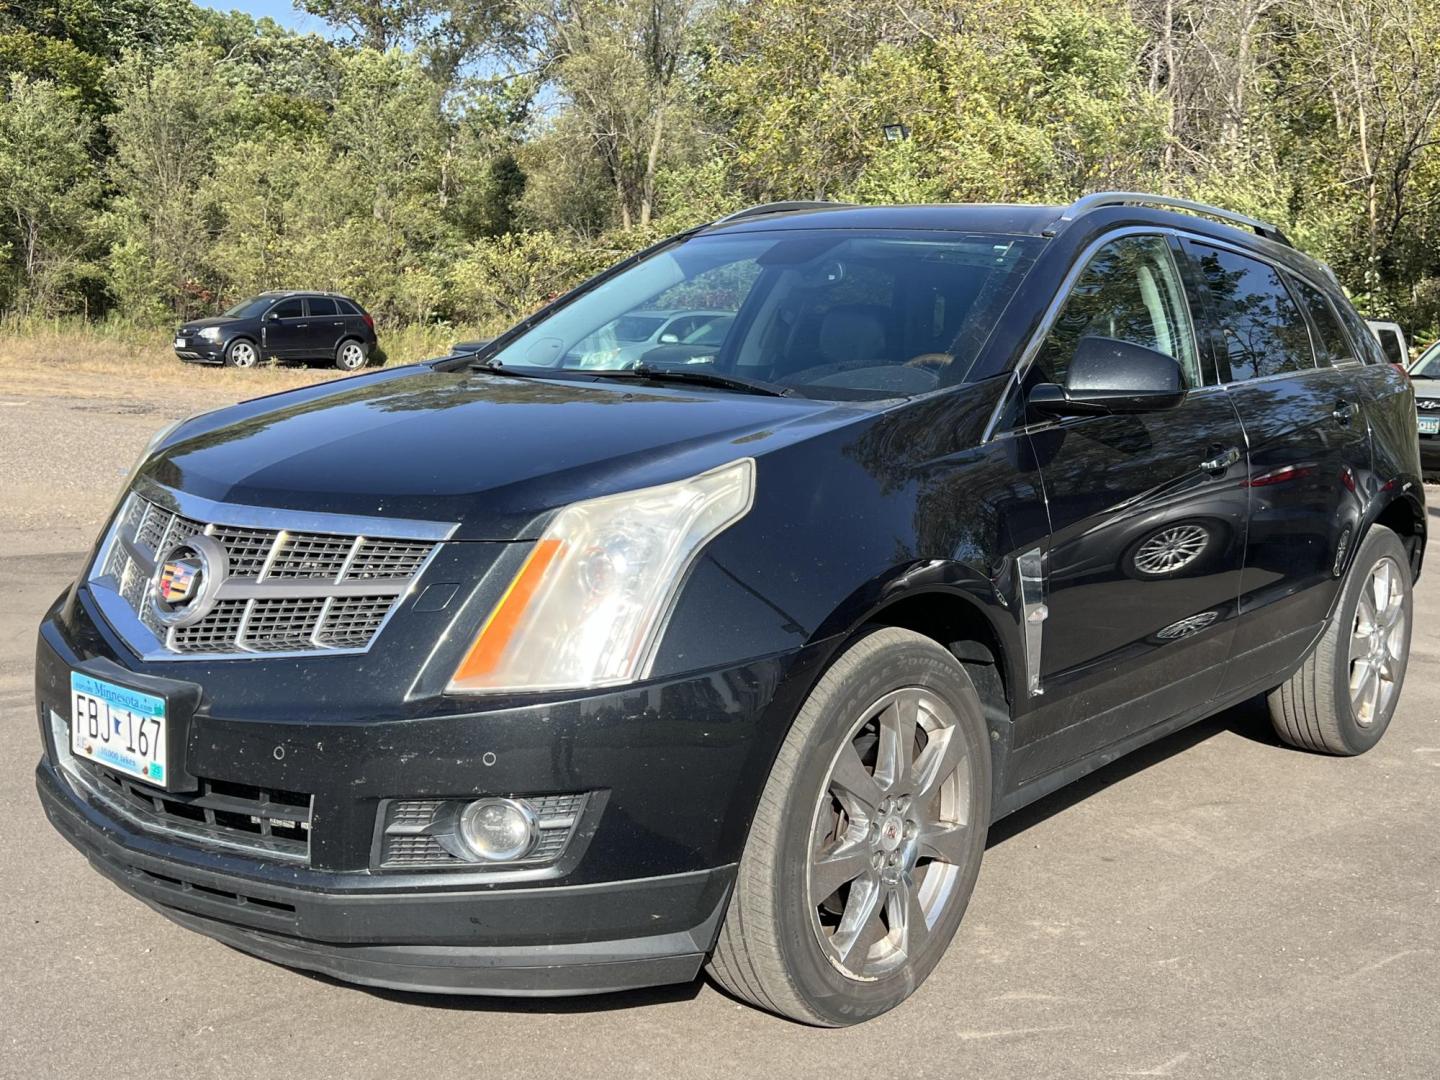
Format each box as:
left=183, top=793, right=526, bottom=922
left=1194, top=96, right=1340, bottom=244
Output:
left=4, top=0, right=1440, bottom=339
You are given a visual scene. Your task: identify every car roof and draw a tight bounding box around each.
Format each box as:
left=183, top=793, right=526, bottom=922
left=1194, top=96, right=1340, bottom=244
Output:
left=699, top=203, right=1063, bottom=238
left=695, top=193, right=1339, bottom=290
left=255, top=290, right=358, bottom=301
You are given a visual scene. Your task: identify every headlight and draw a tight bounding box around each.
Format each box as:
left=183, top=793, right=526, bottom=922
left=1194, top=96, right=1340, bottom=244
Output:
left=448, top=458, right=756, bottom=694
left=198, top=326, right=221, bottom=342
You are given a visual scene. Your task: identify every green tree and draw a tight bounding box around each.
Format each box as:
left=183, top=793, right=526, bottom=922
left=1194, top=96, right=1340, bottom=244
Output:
left=0, top=73, right=101, bottom=313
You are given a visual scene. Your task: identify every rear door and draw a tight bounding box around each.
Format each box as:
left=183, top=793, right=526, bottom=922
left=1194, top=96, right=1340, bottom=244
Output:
left=305, top=296, right=345, bottom=357
left=1009, top=233, right=1251, bottom=781
left=1179, top=238, right=1370, bottom=689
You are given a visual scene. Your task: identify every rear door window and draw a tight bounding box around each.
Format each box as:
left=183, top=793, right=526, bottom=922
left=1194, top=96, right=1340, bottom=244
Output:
left=1288, top=276, right=1355, bottom=366
left=307, top=296, right=338, bottom=317
left=1183, top=242, right=1315, bottom=382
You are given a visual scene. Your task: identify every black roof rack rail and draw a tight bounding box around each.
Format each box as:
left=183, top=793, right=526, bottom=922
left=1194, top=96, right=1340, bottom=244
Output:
left=711, top=200, right=851, bottom=225
left=1051, top=191, right=1292, bottom=247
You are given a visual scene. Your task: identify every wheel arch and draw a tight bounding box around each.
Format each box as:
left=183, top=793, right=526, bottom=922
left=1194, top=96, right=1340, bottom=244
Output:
left=846, top=585, right=1019, bottom=804
left=1368, top=488, right=1426, bottom=581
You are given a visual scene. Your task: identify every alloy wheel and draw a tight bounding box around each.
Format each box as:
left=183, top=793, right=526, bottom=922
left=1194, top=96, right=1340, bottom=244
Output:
left=808, top=687, right=971, bottom=981
left=1348, top=556, right=1407, bottom=727
left=338, top=342, right=365, bottom=370
left=230, top=341, right=257, bottom=368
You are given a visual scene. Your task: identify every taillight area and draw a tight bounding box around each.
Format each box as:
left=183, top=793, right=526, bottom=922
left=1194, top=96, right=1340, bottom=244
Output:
left=362, top=312, right=375, bottom=331
left=1394, top=362, right=1411, bottom=384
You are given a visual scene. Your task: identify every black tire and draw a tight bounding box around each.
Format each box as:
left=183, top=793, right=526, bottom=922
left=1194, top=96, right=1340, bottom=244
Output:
left=707, top=627, right=991, bottom=1026
left=224, top=338, right=260, bottom=369
left=334, top=338, right=369, bottom=371
left=1268, top=524, right=1413, bottom=755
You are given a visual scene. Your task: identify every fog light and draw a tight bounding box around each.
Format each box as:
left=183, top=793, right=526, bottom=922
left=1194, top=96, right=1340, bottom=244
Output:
left=457, top=797, right=538, bottom=862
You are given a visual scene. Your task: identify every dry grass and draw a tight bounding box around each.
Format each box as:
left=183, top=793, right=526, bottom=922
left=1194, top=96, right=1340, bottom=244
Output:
left=0, top=320, right=475, bottom=403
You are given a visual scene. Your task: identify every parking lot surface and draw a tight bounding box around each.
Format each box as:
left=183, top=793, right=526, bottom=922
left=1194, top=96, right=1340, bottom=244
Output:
left=2, top=384, right=1437, bottom=1079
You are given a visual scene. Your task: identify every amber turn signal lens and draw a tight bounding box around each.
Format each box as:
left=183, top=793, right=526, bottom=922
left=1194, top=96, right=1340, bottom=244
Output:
left=451, top=538, right=564, bottom=685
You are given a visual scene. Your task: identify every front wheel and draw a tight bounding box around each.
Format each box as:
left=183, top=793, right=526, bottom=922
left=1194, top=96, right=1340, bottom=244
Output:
left=707, top=627, right=991, bottom=1026
left=224, top=339, right=259, bottom=368
left=1268, top=524, right=1413, bottom=755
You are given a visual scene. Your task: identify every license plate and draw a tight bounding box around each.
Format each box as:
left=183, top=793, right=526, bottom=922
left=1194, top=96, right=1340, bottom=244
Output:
left=1419, top=416, right=1439, bottom=435
left=174, top=337, right=186, bottom=348
left=70, top=671, right=168, bottom=786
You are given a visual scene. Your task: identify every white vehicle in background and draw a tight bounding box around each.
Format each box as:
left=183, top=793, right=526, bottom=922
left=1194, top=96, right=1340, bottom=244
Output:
left=1367, top=319, right=1408, bottom=366
left=1408, top=338, right=1440, bottom=474
left=571, top=309, right=735, bottom=369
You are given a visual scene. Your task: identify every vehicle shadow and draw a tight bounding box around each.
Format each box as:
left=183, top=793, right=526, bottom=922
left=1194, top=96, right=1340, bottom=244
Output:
left=287, top=964, right=706, bottom=1014
left=985, top=693, right=1283, bottom=849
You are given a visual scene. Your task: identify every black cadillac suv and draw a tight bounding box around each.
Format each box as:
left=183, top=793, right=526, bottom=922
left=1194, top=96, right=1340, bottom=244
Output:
left=173, top=290, right=378, bottom=370
left=36, top=194, right=1424, bottom=1026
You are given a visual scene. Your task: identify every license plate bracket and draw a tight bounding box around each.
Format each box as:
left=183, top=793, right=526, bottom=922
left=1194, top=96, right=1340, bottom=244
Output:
left=65, top=658, right=201, bottom=792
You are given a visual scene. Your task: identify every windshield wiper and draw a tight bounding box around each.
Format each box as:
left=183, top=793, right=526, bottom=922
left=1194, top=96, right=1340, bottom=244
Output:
left=593, top=362, right=798, bottom=398
left=470, top=358, right=797, bottom=397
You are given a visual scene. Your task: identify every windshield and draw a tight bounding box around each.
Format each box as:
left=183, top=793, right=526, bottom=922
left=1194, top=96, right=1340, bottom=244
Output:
left=223, top=296, right=275, bottom=319
left=485, top=230, right=1043, bottom=399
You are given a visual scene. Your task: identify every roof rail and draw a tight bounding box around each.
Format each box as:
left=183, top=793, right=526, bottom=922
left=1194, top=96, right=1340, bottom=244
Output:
left=1053, top=192, right=1292, bottom=247
left=711, top=200, right=850, bottom=226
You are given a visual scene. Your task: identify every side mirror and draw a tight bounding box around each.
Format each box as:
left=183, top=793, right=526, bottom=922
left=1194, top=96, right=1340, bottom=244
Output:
left=1029, top=336, right=1187, bottom=417
left=265, top=311, right=281, bottom=322
left=658, top=332, right=680, bottom=344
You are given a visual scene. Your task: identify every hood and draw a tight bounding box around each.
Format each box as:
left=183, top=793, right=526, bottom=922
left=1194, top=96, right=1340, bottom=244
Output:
left=180, top=316, right=240, bottom=333
left=142, top=367, right=863, bottom=540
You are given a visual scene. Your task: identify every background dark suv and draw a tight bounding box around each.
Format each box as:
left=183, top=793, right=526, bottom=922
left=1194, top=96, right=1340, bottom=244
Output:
left=173, top=291, right=378, bottom=370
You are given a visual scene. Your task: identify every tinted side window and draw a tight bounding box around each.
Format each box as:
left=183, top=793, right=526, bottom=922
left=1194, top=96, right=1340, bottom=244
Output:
left=271, top=298, right=304, bottom=319
left=1288, top=276, right=1354, bottom=365
left=307, top=296, right=338, bottom=317
left=1333, top=302, right=1388, bottom=366
left=1034, top=235, right=1201, bottom=388
left=337, top=299, right=361, bottom=316
left=1375, top=327, right=1405, bottom=365
left=1185, top=243, right=1314, bottom=381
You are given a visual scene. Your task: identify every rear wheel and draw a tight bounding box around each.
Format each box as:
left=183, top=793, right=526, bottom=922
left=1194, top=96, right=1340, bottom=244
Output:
left=335, top=339, right=368, bottom=371
left=224, top=339, right=259, bottom=368
left=707, top=627, right=990, bottom=1026
left=1268, top=524, right=1412, bottom=755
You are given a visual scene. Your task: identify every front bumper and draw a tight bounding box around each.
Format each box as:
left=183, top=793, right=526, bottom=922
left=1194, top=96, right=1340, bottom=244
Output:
left=1419, top=431, right=1440, bottom=473
left=174, top=340, right=224, bottom=364
left=37, top=761, right=728, bottom=994
left=35, top=592, right=826, bottom=995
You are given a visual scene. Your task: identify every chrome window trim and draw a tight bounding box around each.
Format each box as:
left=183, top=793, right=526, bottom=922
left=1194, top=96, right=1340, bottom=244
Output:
left=981, top=223, right=1350, bottom=443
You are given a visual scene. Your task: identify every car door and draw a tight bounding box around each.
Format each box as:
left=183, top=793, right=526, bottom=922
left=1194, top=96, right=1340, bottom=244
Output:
left=262, top=297, right=307, bottom=358
left=1007, top=233, right=1251, bottom=783
left=1178, top=238, right=1370, bottom=692
left=305, top=296, right=345, bottom=357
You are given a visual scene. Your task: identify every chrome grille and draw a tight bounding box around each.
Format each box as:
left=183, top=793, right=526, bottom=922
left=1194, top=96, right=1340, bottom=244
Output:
left=89, top=486, right=450, bottom=660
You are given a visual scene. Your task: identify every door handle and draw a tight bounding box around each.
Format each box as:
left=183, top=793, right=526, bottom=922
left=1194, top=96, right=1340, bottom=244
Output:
left=1333, top=399, right=1359, bottom=425
left=296, top=322, right=308, bottom=328
left=1199, top=446, right=1241, bottom=474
